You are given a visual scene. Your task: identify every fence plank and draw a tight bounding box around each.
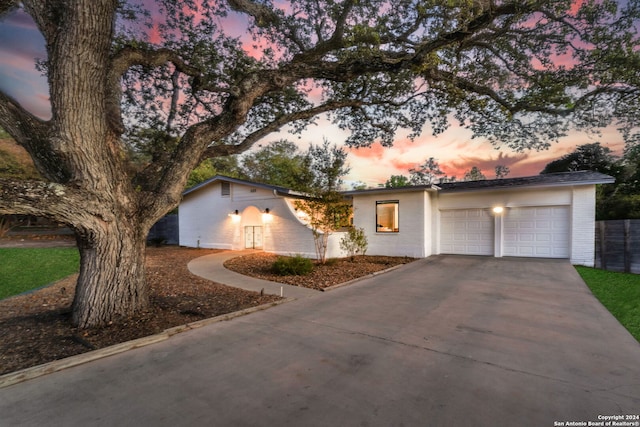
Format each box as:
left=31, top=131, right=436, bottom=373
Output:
left=595, top=220, right=640, bottom=274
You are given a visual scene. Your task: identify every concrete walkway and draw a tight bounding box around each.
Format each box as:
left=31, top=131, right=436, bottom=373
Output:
left=1, top=255, right=639, bottom=426
left=187, top=250, right=319, bottom=299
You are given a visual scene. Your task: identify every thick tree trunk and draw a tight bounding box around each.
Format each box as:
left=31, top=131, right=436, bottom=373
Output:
left=72, top=221, right=150, bottom=328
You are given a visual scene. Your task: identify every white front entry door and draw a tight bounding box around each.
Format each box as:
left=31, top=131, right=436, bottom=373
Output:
left=245, top=226, right=263, bottom=249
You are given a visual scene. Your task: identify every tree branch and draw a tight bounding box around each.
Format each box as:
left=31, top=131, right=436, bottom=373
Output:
left=0, top=92, right=71, bottom=181
left=0, top=91, right=48, bottom=143
left=203, top=99, right=365, bottom=158
left=0, top=179, right=113, bottom=225
left=227, top=0, right=281, bottom=27
left=111, top=46, right=201, bottom=79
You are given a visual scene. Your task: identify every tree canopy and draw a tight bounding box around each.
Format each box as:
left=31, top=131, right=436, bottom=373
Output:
left=463, top=166, right=487, bottom=181
left=0, top=0, right=639, bottom=327
left=540, top=142, right=640, bottom=219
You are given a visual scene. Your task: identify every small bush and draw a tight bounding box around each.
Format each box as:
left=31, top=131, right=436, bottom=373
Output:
left=272, top=255, right=314, bottom=276
left=340, top=227, right=368, bottom=260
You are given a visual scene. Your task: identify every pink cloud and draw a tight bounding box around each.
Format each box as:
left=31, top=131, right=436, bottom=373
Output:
left=348, top=142, right=387, bottom=160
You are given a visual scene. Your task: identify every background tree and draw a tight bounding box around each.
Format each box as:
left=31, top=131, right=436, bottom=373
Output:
left=350, top=181, right=368, bottom=190
left=463, top=166, right=487, bottom=181
left=186, top=156, right=242, bottom=188
left=540, top=143, right=622, bottom=177
left=239, top=139, right=314, bottom=190
left=384, top=175, right=411, bottom=188
left=0, top=1, right=638, bottom=327
left=539, top=142, right=640, bottom=219
left=495, top=165, right=510, bottom=179
left=409, top=157, right=447, bottom=185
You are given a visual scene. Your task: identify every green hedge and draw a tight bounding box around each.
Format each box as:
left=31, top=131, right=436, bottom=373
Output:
left=272, top=255, right=314, bottom=276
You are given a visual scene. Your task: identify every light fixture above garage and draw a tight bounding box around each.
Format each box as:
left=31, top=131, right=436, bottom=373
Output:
left=492, top=206, right=504, bottom=214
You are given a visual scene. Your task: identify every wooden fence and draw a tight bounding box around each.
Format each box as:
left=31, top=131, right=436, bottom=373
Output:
left=148, top=214, right=179, bottom=245
left=595, top=220, right=640, bottom=274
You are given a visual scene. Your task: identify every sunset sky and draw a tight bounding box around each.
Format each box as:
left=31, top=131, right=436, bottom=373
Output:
left=0, top=5, right=627, bottom=188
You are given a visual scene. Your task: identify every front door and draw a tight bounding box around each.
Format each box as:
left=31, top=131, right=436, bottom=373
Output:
left=245, top=226, right=263, bottom=249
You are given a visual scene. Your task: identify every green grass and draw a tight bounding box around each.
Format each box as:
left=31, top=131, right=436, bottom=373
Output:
left=576, top=266, right=640, bottom=342
left=0, top=248, right=80, bottom=299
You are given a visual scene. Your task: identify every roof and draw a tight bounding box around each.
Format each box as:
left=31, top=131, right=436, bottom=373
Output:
left=185, top=171, right=615, bottom=199
left=344, top=171, right=615, bottom=196
left=182, top=175, right=309, bottom=198
left=437, top=171, right=615, bottom=193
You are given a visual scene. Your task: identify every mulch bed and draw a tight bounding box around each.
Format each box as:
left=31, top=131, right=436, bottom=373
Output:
left=0, top=247, right=280, bottom=376
left=224, top=253, right=416, bottom=290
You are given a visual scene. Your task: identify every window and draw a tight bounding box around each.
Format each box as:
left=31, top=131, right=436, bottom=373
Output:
left=376, top=201, right=399, bottom=232
left=221, top=181, right=231, bottom=197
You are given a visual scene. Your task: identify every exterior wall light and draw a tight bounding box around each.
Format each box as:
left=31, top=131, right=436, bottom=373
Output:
left=492, top=206, right=504, bottom=214
left=262, top=208, right=273, bottom=222
left=228, top=209, right=241, bottom=223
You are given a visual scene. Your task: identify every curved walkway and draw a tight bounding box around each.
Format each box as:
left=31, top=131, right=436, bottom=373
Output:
left=187, top=250, right=318, bottom=299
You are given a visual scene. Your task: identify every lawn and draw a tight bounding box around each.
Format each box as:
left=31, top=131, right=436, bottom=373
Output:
left=0, top=248, right=80, bottom=299
left=576, top=266, right=640, bottom=342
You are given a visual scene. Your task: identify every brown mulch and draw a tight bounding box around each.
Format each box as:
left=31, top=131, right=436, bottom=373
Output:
left=0, top=247, right=280, bottom=376
left=0, top=247, right=415, bottom=377
left=224, top=253, right=416, bottom=290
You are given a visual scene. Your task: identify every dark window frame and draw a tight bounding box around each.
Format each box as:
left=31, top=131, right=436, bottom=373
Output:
left=221, top=181, right=231, bottom=197
left=376, top=200, right=399, bottom=233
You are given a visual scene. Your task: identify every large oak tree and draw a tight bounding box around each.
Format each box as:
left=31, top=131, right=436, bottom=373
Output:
left=0, top=0, right=638, bottom=327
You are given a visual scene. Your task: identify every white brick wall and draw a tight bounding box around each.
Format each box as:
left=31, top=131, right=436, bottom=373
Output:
left=179, top=180, right=346, bottom=260
left=570, top=185, right=597, bottom=266
left=352, top=191, right=430, bottom=258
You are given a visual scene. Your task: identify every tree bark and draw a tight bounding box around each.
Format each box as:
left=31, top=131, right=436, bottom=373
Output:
left=72, top=219, right=150, bottom=328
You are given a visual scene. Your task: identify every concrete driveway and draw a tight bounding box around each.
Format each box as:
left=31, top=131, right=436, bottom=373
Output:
left=1, top=255, right=639, bottom=426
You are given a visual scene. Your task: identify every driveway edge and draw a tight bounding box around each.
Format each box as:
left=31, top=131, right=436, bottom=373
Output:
left=0, top=298, right=293, bottom=389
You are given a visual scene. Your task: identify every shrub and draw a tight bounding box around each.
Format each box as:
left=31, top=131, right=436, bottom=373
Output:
left=340, top=227, right=368, bottom=260
left=272, top=255, right=314, bottom=276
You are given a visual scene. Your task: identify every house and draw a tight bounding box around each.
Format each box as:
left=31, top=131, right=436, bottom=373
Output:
left=179, top=171, right=614, bottom=266
left=178, top=175, right=347, bottom=258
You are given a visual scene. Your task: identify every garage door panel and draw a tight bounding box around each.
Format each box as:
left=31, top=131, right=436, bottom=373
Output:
left=504, top=206, right=569, bottom=259
left=441, top=209, right=493, bottom=256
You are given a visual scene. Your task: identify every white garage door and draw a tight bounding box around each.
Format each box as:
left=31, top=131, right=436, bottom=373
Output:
left=440, top=209, right=494, bottom=255
left=504, top=206, right=570, bottom=258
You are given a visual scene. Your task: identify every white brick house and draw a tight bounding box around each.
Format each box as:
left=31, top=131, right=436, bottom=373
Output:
left=179, top=176, right=347, bottom=258
left=179, top=171, right=613, bottom=266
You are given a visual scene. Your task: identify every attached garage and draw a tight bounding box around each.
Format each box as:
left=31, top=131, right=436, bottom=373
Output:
left=440, top=209, right=493, bottom=255
left=503, top=206, right=570, bottom=258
